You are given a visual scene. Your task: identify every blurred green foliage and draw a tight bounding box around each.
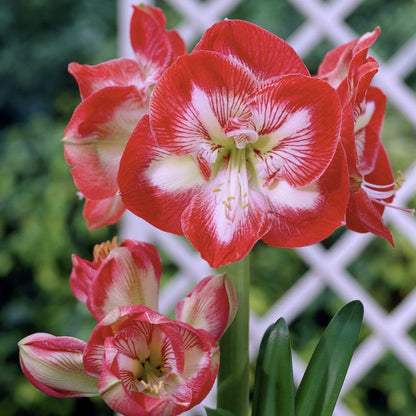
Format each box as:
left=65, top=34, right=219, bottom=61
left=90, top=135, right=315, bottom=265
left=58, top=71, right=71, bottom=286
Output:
left=1, top=1, right=415, bottom=415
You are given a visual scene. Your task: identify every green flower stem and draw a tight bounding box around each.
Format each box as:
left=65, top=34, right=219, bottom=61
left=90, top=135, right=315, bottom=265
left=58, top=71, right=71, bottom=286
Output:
left=217, top=255, right=250, bottom=416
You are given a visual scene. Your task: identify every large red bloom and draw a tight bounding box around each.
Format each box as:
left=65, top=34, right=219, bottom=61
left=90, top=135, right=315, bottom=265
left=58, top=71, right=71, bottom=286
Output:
left=62, top=5, right=186, bottom=229
left=118, top=21, right=348, bottom=268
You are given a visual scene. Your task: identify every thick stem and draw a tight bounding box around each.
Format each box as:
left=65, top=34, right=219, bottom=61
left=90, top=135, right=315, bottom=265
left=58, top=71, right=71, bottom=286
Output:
left=216, top=255, right=250, bottom=415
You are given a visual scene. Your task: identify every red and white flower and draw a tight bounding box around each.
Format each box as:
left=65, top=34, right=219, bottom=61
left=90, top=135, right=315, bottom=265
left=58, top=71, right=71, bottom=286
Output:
left=19, top=272, right=237, bottom=415
left=118, top=20, right=349, bottom=268
left=70, top=237, right=162, bottom=321
left=318, top=28, right=414, bottom=242
left=62, top=5, right=186, bottom=229
left=18, top=333, right=98, bottom=398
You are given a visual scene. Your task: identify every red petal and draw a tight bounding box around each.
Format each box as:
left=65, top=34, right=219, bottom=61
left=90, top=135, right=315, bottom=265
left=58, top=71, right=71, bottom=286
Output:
left=87, top=242, right=162, bottom=321
left=68, top=59, right=145, bottom=100
left=176, top=274, right=238, bottom=341
left=181, top=163, right=270, bottom=268
left=63, top=86, right=147, bottom=200
left=118, top=115, right=205, bottom=235
left=262, top=144, right=349, bottom=247
left=130, top=5, right=173, bottom=83
left=83, top=196, right=125, bottom=230
left=18, top=333, right=98, bottom=398
left=251, top=75, right=341, bottom=188
left=194, top=19, right=309, bottom=80
left=150, top=51, right=257, bottom=155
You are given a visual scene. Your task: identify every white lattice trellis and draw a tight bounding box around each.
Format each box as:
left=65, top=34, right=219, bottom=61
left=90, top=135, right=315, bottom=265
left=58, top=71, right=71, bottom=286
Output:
left=117, top=1, right=416, bottom=415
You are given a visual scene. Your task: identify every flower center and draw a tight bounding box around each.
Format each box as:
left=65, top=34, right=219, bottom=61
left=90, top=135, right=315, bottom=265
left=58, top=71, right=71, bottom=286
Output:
left=136, top=358, right=168, bottom=397
left=212, top=147, right=250, bottom=222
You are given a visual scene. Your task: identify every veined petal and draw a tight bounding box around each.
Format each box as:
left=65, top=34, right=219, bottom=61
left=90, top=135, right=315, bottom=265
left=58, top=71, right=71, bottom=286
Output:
left=194, top=19, right=309, bottom=80
left=354, top=86, right=386, bottom=176
left=130, top=5, right=183, bottom=84
left=176, top=274, right=238, bottom=341
left=150, top=51, right=256, bottom=155
left=87, top=242, right=162, bottom=321
left=83, top=195, right=126, bottom=230
left=346, top=144, right=394, bottom=244
left=69, top=254, right=97, bottom=305
left=63, top=86, right=147, bottom=200
left=262, top=144, right=349, bottom=247
left=181, top=156, right=270, bottom=268
left=118, top=115, right=206, bottom=235
left=18, top=333, right=98, bottom=398
left=251, top=75, right=341, bottom=188
left=68, top=59, right=146, bottom=100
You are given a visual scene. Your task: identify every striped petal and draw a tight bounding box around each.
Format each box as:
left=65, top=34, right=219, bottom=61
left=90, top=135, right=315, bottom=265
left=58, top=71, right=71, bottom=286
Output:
left=181, top=157, right=270, bottom=268
left=87, top=241, right=162, bottom=321
left=18, top=333, right=98, bottom=398
left=118, top=115, right=206, bottom=235
left=176, top=274, right=238, bottom=341
left=193, top=19, right=309, bottom=80
left=251, top=75, right=341, bottom=188
left=150, top=51, right=257, bottom=155
left=63, top=86, right=147, bottom=200
left=130, top=5, right=185, bottom=85
left=262, top=144, right=349, bottom=247
left=68, top=59, right=146, bottom=100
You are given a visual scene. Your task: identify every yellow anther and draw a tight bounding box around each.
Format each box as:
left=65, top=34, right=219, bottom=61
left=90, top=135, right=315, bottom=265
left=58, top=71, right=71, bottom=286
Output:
left=241, top=203, right=249, bottom=209
left=212, top=187, right=221, bottom=192
left=394, top=171, right=406, bottom=190
left=222, top=200, right=232, bottom=210
left=227, top=196, right=235, bottom=201
left=140, top=379, right=165, bottom=395
left=93, top=236, right=118, bottom=261
left=243, top=192, right=247, bottom=197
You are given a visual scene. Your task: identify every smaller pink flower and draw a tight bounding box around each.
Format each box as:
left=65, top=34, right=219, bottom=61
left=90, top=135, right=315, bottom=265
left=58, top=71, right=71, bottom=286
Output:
left=62, top=5, right=186, bottom=229
left=83, top=305, right=221, bottom=416
left=70, top=237, right=162, bottom=321
left=18, top=333, right=98, bottom=398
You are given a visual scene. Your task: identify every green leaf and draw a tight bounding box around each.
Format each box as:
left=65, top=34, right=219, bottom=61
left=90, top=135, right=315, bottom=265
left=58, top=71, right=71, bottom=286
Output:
left=205, top=407, right=234, bottom=416
left=295, top=300, right=364, bottom=416
left=252, top=318, right=295, bottom=416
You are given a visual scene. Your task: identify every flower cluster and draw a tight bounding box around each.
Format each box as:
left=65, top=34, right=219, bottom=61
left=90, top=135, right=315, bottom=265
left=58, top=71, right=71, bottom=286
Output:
left=62, top=5, right=412, bottom=269
left=19, top=238, right=238, bottom=415
left=19, top=4, right=414, bottom=416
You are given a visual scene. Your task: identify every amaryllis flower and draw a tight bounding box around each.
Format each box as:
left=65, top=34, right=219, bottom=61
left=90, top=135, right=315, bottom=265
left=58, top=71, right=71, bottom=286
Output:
left=118, top=22, right=349, bottom=268
left=318, top=28, right=414, bottom=242
left=18, top=333, right=98, bottom=398
left=62, top=5, right=186, bottom=229
left=70, top=237, right=162, bottom=321
left=19, top=273, right=237, bottom=416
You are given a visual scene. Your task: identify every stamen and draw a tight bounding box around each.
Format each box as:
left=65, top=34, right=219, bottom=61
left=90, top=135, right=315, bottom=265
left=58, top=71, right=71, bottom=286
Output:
left=361, top=172, right=414, bottom=215
left=93, top=236, right=118, bottom=262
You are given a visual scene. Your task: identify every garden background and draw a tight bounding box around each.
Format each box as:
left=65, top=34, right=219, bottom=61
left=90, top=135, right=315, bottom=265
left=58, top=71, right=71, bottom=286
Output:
left=1, top=0, right=416, bottom=415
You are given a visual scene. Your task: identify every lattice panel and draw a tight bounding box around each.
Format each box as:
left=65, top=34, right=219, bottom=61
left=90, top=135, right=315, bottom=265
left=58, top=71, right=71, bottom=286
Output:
left=117, top=1, right=416, bottom=415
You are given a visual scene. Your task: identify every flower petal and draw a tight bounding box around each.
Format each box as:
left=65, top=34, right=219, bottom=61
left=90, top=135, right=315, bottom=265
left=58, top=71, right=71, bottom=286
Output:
left=63, top=86, right=147, bottom=200
left=82, top=195, right=126, bottom=230
left=181, top=160, right=270, bottom=268
left=87, top=241, right=162, bottom=321
left=130, top=5, right=185, bottom=85
left=262, top=144, right=349, bottom=247
left=193, top=19, right=309, bottom=80
left=251, top=75, right=342, bottom=188
left=18, top=333, right=98, bottom=398
left=69, top=254, right=97, bottom=305
left=118, top=115, right=206, bottom=235
left=150, top=51, right=257, bottom=155
left=176, top=274, right=238, bottom=341
left=68, top=59, right=146, bottom=100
